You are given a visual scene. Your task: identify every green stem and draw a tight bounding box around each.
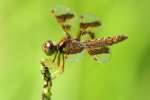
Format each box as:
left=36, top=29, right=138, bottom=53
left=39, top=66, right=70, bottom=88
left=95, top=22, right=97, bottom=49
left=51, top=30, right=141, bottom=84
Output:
left=41, top=61, right=52, bottom=100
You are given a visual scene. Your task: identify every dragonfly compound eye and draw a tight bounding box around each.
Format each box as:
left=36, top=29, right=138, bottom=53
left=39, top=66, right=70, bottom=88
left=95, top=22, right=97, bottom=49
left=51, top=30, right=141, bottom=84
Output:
left=42, top=40, right=55, bottom=55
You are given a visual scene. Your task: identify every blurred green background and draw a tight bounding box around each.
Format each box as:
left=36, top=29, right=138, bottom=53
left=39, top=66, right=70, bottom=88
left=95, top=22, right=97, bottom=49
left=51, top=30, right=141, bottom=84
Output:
left=0, top=0, right=150, bottom=100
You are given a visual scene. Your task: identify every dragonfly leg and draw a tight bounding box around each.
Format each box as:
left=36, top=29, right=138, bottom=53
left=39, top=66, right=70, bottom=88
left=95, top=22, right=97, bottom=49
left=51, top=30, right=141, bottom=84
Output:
left=59, top=53, right=64, bottom=73
left=52, top=51, right=58, bottom=62
left=57, top=52, right=61, bottom=66
left=51, top=53, right=65, bottom=80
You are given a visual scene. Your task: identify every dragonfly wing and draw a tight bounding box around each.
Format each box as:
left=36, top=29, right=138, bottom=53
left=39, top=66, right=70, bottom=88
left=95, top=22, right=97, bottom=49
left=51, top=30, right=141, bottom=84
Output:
left=65, top=52, right=84, bottom=63
left=93, top=53, right=111, bottom=63
left=76, top=14, right=101, bottom=40
left=51, top=5, right=77, bottom=36
left=87, top=47, right=111, bottom=63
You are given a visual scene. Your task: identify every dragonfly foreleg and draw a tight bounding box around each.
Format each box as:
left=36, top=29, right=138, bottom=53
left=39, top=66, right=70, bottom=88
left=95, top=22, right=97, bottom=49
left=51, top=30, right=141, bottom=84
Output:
left=57, top=52, right=61, bottom=66
left=52, top=51, right=58, bottom=62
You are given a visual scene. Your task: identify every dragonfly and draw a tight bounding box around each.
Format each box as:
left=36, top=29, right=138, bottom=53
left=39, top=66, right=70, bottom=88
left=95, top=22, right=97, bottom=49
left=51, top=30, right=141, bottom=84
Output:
left=41, top=5, right=128, bottom=78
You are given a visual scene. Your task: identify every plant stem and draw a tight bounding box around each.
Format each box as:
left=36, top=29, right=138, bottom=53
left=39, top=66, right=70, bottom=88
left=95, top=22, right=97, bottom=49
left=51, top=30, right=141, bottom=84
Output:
left=41, top=61, right=52, bottom=100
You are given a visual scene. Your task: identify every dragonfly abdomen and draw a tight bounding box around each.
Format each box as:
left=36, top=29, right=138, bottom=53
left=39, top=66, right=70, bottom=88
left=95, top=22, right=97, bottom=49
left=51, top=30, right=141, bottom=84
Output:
left=83, top=35, right=128, bottom=48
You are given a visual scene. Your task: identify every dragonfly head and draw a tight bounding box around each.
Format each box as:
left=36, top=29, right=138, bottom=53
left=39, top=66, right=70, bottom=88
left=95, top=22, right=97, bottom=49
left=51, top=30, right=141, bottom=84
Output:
left=42, top=40, right=56, bottom=56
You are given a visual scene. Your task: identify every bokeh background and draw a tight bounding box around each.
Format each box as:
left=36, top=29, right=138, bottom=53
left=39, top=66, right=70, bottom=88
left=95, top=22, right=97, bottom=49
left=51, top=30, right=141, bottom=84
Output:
left=0, top=0, right=150, bottom=100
